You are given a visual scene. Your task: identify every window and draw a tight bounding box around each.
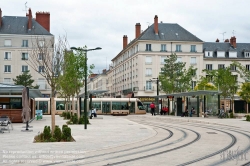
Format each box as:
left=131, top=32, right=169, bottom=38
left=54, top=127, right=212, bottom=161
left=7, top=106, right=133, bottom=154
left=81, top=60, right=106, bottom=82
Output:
left=230, top=65, right=237, bottom=71
left=218, top=64, right=225, bottom=69
left=245, top=52, right=250, bottom=58
left=208, top=52, right=210, bottom=56
left=39, top=66, right=44, bottom=73
left=3, top=78, right=11, bottom=84
left=136, top=45, right=138, bottom=52
left=38, top=53, right=43, bottom=60
left=146, top=44, right=151, bottom=51
left=246, top=65, right=250, bottom=71
left=161, top=44, right=166, bottom=51
left=38, top=78, right=46, bottom=89
left=176, top=45, right=181, bottom=52
left=161, top=56, right=166, bottom=64
left=146, top=81, right=152, bottom=90
left=4, top=39, right=11, bottom=47
left=177, top=57, right=182, bottom=62
left=145, top=68, right=152, bottom=76
left=39, top=40, right=45, bottom=47
left=191, top=45, right=196, bottom=52
left=145, top=56, right=152, bottom=64
left=190, top=57, right=196, bottom=64
left=22, top=53, right=28, bottom=60
left=191, top=70, right=196, bottom=76
left=191, top=81, right=196, bottom=90
left=206, top=64, right=213, bottom=70
left=4, top=65, right=11, bottom=72
left=233, top=75, right=238, bottom=82
left=22, top=40, right=28, bottom=47
left=22, top=65, right=28, bottom=72
left=4, top=52, right=11, bottom=60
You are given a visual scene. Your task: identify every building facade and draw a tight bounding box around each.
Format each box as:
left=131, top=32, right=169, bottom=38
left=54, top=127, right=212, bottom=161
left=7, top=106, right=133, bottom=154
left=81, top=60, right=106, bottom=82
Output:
left=0, top=8, right=53, bottom=97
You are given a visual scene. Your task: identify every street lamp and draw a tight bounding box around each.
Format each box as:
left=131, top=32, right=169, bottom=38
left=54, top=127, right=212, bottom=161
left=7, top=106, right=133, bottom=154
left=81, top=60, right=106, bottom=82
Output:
left=150, top=77, right=159, bottom=114
left=70, top=46, right=102, bottom=129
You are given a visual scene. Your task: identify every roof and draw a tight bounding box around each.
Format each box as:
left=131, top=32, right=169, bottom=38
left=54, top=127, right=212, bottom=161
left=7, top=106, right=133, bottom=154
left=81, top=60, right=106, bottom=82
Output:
left=139, top=23, right=203, bottom=42
left=0, top=83, right=43, bottom=98
left=154, top=90, right=220, bottom=98
left=0, top=16, right=52, bottom=35
left=203, top=42, right=250, bottom=58
left=112, top=23, right=203, bottom=61
left=78, top=90, right=109, bottom=97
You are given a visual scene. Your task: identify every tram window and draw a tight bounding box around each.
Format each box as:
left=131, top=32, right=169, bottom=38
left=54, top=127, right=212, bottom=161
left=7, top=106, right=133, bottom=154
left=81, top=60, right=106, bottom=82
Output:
left=56, top=101, right=65, bottom=110
left=92, top=102, right=101, bottom=110
left=137, top=101, right=145, bottom=110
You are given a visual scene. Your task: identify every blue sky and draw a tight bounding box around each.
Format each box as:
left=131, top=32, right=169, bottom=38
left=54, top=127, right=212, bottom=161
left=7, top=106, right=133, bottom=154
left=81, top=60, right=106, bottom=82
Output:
left=1, top=0, right=250, bottom=73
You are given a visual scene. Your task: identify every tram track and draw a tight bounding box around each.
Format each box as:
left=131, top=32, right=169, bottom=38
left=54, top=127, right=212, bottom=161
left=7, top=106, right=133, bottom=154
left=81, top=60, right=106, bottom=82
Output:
left=170, top=121, right=250, bottom=166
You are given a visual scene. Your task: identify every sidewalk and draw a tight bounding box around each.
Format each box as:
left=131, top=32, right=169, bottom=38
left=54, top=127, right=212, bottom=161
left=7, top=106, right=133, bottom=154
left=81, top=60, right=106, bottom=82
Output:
left=0, top=115, right=156, bottom=165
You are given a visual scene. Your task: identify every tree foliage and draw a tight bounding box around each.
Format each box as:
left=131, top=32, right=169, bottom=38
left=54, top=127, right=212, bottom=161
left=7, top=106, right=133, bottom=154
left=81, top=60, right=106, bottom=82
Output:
left=159, top=53, right=197, bottom=93
left=201, top=67, right=238, bottom=99
left=13, top=70, right=39, bottom=89
left=238, top=82, right=250, bottom=103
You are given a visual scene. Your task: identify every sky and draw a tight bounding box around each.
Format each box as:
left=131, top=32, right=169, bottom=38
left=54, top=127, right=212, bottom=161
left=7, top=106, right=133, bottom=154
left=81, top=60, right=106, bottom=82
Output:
left=1, top=0, right=250, bottom=73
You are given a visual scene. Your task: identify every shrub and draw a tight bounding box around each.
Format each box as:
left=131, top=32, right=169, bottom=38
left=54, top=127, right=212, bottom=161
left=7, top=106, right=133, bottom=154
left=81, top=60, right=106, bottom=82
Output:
left=43, top=126, right=52, bottom=141
left=49, top=137, right=56, bottom=142
left=79, top=117, right=84, bottom=124
left=62, top=126, right=71, bottom=141
left=170, top=111, right=175, bottom=116
left=66, top=112, right=71, bottom=119
left=230, top=112, right=234, bottom=118
left=246, top=115, right=250, bottom=121
left=61, top=112, right=66, bottom=118
left=53, top=125, right=62, bottom=142
left=72, top=115, right=78, bottom=124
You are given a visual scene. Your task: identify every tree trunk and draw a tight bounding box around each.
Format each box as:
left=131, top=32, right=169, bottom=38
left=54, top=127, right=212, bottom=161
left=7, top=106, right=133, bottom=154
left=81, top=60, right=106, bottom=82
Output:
left=51, top=97, right=55, bottom=134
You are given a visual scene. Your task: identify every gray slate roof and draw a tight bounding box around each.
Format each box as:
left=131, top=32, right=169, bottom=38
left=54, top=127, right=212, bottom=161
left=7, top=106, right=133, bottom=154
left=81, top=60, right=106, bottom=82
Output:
left=203, top=42, right=250, bottom=58
left=139, top=23, right=203, bottom=42
left=0, top=16, right=52, bottom=35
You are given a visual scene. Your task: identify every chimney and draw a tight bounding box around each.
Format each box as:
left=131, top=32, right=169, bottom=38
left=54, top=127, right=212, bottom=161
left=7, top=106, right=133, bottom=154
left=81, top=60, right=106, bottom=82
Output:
left=224, top=39, right=229, bottom=42
left=135, top=23, right=141, bottom=38
left=36, top=11, right=50, bottom=32
left=216, top=38, right=219, bottom=42
left=102, top=69, right=106, bottom=74
left=0, top=8, right=2, bottom=27
left=27, top=8, right=32, bottom=30
left=123, top=35, right=128, bottom=49
left=230, top=36, right=236, bottom=48
left=154, top=15, right=158, bottom=35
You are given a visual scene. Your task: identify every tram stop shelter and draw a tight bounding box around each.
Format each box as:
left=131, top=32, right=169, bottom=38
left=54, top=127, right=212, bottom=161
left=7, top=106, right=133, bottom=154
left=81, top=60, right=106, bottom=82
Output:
left=155, top=90, right=221, bottom=117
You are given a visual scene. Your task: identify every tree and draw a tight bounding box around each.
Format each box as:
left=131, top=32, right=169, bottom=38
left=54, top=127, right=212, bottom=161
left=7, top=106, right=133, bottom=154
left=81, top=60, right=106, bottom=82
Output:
left=201, top=67, right=238, bottom=112
left=159, top=53, right=197, bottom=93
left=13, top=70, right=39, bottom=89
left=238, top=83, right=250, bottom=103
left=25, top=35, right=68, bottom=133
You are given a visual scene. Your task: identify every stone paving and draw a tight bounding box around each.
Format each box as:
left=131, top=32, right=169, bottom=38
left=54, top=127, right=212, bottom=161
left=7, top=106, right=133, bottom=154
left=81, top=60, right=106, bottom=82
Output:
left=0, top=114, right=249, bottom=166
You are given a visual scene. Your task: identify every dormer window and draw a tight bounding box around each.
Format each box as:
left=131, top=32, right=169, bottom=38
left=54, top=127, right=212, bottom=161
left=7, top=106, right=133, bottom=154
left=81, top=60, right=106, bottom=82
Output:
left=245, top=52, right=250, bottom=58
left=217, top=51, right=225, bottom=58
left=229, top=51, right=237, bottom=58
left=205, top=51, right=212, bottom=57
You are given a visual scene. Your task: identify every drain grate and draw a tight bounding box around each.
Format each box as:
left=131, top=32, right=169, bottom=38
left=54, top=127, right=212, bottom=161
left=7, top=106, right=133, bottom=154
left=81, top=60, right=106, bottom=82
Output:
left=207, top=132, right=217, bottom=134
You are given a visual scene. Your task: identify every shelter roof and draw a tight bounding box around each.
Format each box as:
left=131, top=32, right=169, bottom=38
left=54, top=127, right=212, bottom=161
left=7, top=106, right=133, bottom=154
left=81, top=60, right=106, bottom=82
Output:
left=154, top=90, right=220, bottom=98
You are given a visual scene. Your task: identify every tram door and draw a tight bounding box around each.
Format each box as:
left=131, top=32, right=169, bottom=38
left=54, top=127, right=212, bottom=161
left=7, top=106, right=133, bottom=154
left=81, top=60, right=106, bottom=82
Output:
left=129, top=102, right=135, bottom=114
left=102, top=102, right=110, bottom=114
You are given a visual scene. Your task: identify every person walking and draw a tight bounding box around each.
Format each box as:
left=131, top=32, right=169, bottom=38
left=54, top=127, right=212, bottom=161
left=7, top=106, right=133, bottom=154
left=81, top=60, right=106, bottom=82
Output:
left=150, top=102, right=156, bottom=116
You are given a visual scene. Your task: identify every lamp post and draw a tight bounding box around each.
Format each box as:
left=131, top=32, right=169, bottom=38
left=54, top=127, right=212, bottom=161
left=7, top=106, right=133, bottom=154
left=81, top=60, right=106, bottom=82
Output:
left=150, top=77, right=159, bottom=114
left=70, top=46, right=102, bottom=129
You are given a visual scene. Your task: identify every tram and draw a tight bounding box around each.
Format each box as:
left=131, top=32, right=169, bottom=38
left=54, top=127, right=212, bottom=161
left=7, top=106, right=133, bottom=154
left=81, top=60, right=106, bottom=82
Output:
left=35, top=97, right=146, bottom=115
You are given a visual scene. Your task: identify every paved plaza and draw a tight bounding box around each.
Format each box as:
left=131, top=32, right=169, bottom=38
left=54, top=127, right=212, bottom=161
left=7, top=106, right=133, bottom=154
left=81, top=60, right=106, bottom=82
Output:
left=0, top=114, right=249, bottom=166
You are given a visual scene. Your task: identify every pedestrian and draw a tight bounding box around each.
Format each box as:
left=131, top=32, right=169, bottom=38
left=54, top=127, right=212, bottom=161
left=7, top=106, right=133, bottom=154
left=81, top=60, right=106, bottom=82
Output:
left=150, top=102, right=156, bottom=116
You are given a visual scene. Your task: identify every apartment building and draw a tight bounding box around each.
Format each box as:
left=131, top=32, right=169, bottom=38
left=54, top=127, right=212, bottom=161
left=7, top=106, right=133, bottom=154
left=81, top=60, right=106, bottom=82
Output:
left=0, top=8, right=54, bottom=97
left=109, top=15, right=203, bottom=106
left=203, top=37, right=250, bottom=113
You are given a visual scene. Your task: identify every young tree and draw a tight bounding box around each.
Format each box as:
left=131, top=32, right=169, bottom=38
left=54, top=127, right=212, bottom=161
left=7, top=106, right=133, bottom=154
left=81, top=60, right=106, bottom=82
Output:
left=238, top=82, right=250, bottom=103
left=201, top=67, right=238, bottom=112
left=25, top=35, right=68, bottom=132
left=159, top=53, right=197, bottom=93
left=13, top=70, right=39, bottom=89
